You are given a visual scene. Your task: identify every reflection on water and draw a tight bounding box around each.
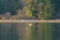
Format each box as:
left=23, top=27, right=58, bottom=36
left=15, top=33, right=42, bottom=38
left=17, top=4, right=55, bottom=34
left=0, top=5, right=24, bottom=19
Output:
left=0, top=23, right=18, bottom=40
left=0, top=23, right=60, bottom=40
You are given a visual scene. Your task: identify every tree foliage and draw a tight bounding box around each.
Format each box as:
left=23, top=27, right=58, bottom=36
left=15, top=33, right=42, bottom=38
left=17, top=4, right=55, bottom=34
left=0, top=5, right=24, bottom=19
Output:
left=29, top=0, right=60, bottom=40
left=29, top=0, right=60, bottom=19
left=0, top=0, right=26, bottom=15
left=39, top=0, right=56, bottom=19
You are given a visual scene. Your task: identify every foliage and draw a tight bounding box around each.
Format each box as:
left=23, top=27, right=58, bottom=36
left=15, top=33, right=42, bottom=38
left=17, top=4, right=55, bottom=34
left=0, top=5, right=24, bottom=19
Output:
left=28, top=0, right=59, bottom=19
left=29, top=0, right=59, bottom=40
left=0, top=0, right=26, bottom=15
left=39, top=0, right=56, bottom=19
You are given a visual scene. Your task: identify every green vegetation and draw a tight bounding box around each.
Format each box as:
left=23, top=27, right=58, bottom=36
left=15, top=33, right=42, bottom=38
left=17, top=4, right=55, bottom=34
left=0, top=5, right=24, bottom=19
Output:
left=28, top=0, right=56, bottom=19
left=28, top=0, right=59, bottom=40
left=0, top=0, right=26, bottom=15
left=39, top=0, right=56, bottom=19
left=28, top=0, right=39, bottom=17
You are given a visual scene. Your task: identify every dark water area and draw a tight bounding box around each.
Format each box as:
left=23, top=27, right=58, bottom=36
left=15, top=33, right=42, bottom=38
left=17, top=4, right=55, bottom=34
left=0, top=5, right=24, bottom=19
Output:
left=0, top=23, right=19, bottom=40
left=0, top=23, right=60, bottom=40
